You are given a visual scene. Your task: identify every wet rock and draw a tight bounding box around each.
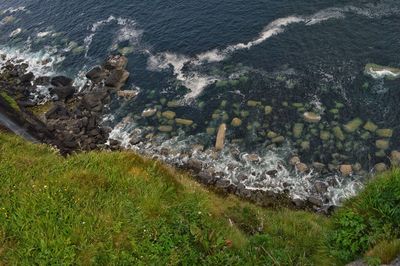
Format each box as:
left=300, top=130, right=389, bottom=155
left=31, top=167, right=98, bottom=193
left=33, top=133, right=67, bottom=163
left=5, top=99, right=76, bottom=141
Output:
left=292, top=198, right=305, bottom=208
left=187, top=159, right=203, bottom=172
left=363, top=121, right=378, bottom=132
left=215, top=123, right=227, bottom=151
left=289, top=156, right=301, bottom=166
left=104, top=55, right=128, bottom=70
left=162, top=111, right=176, bottom=120
left=312, top=162, right=326, bottom=173
left=117, top=90, right=139, bottom=99
left=293, top=123, right=304, bottom=138
left=20, top=72, right=34, bottom=83
left=374, top=163, right=388, bottom=173
left=296, top=163, right=309, bottom=173
left=266, top=169, right=278, bottom=178
left=376, top=128, right=393, bottom=138
left=35, top=76, right=51, bottom=86
left=376, top=139, right=389, bottom=150
left=215, top=179, right=232, bottom=190
left=340, top=164, right=353, bottom=176
left=231, top=117, right=242, bottom=127
left=390, top=151, right=400, bottom=166
left=197, top=170, right=216, bottom=185
left=142, top=108, right=157, bottom=118
left=236, top=183, right=252, bottom=199
left=314, top=181, right=328, bottom=194
left=167, top=101, right=180, bottom=108
left=247, top=154, right=260, bottom=163
left=105, top=69, right=129, bottom=89
left=307, top=196, right=323, bottom=207
left=303, top=112, right=321, bottom=123
left=175, top=118, right=193, bottom=126
left=2, top=16, right=16, bottom=25
left=86, top=66, right=105, bottom=83
left=51, top=76, right=73, bottom=87
left=50, top=86, right=76, bottom=101
left=344, top=118, right=363, bottom=133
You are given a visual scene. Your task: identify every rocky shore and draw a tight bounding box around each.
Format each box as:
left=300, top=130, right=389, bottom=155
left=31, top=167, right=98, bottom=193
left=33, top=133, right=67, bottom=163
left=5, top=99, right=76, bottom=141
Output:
left=1, top=54, right=399, bottom=213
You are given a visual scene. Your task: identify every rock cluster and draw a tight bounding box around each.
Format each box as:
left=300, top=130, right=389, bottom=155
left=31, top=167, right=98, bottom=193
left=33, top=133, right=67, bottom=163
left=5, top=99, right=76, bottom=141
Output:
left=0, top=54, right=131, bottom=153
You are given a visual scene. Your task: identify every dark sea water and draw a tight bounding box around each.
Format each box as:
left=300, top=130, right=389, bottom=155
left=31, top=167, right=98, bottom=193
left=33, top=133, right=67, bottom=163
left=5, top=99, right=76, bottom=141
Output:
left=1, top=0, right=400, bottom=204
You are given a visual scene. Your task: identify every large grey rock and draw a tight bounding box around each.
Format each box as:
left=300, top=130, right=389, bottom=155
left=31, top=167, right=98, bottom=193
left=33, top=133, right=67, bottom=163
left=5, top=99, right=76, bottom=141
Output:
left=215, top=123, right=227, bottom=151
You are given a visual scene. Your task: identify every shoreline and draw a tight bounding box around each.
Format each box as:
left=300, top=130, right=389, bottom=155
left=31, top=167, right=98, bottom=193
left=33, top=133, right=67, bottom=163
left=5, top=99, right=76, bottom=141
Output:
left=0, top=53, right=398, bottom=213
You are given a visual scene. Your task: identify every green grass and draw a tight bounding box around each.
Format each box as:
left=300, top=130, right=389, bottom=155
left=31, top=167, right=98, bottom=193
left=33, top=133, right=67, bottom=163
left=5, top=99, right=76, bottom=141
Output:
left=0, top=132, right=399, bottom=265
left=0, top=91, right=20, bottom=112
left=328, top=169, right=400, bottom=264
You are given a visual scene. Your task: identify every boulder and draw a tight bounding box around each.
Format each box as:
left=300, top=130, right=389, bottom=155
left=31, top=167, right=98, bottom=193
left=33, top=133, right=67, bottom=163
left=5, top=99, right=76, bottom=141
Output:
left=105, top=69, right=129, bottom=89
left=340, top=164, right=352, bottom=176
left=307, top=196, right=323, bottom=207
left=215, top=123, right=227, bottom=151
left=162, top=111, right=176, bottom=120
left=86, top=66, right=105, bottom=83
left=175, top=118, right=193, bottom=126
left=376, top=139, right=390, bottom=150
left=117, top=90, right=139, bottom=99
left=51, top=76, right=73, bottom=87
left=314, top=181, right=328, bottom=194
left=231, top=117, right=242, bottom=127
left=158, top=125, right=173, bottom=132
left=303, top=112, right=321, bottom=123
left=344, top=118, right=363, bottom=133
left=390, top=151, right=400, bottom=166
left=296, top=163, right=309, bottom=173
left=293, top=123, right=304, bottom=138
left=376, top=128, right=393, bottom=138
left=104, top=55, right=128, bottom=70
left=50, top=86, right=75, bottom=101
left=142, top=108, right=157, bottom=118
left=289, top=156, right=301, bottom=166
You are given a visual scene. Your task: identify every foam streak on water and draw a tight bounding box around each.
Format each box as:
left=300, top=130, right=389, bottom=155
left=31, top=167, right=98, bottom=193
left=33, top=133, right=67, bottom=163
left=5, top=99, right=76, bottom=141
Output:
left=146, top=3, right=399, bottom=101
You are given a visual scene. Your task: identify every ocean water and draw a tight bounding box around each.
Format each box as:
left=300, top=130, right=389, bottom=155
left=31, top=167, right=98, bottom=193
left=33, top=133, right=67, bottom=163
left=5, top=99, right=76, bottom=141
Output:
left=1, top=0, right=400, bottom=205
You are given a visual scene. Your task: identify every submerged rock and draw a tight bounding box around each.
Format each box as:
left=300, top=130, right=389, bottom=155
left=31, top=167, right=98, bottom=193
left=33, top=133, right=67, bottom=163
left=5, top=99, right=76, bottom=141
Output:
left=142, top=108, right=157, bottom=118
left=117, top=90, right=139, bottom=99
left=303, top=112, right=321, bottom=123
left=264, top=106, right=273, bottom=115
left=175, top=118, right=193, bottom=126
left=215, top=123, right=227, bottom=151
left=376, top=128, right=393, bottom=138
left=344, top=118, right=363, bottom=133
left=363, top=121, right=378, bottom=132
left=162, top=111, right=176, bottom=120
left=293, top=123, right=304, bottom=138
left=376, top=139, right=389, bottom=150
left=158, top=125, right=173, bottom=132
left=231, top=117, right=242, bottom=127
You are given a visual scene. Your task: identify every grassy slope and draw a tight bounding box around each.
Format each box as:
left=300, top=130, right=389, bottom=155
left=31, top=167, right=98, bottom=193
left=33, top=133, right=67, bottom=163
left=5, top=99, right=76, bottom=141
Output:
left=0, top=133, right=332, bottom=265
left=0, top=133, right=399, bottom=265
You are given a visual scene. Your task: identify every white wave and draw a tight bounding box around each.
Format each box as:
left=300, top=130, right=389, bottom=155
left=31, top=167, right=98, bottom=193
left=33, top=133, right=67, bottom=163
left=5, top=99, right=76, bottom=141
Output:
left=9, top=28, right=22, bottom=38
left=0, top=45, right=65, bottom=78
left=2, top=6, right=26, bottom=14
left=37, top=31, right=52, bottom=38
left=84, top=16, right=142, bottom=58
left=366, top=68, right=400, bottom=79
